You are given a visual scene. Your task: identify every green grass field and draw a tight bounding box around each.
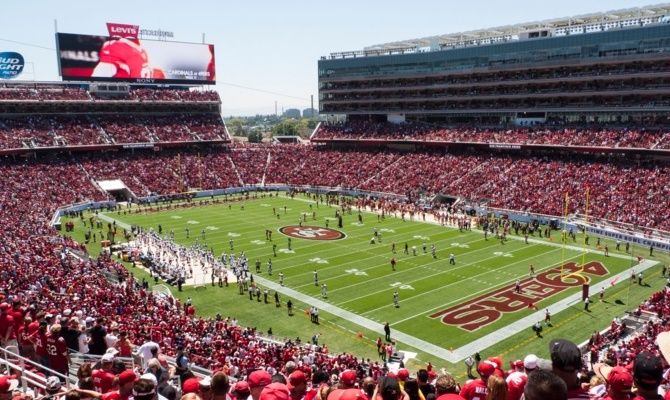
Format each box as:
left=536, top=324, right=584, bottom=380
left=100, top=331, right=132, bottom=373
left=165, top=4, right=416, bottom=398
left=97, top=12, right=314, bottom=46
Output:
left=62, top=192, right=669, bottom=378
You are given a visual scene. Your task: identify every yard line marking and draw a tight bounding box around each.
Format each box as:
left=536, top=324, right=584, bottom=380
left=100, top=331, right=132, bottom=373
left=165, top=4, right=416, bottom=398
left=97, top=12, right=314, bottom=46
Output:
left=356, top=246, right=564, bottom=314
left=332, top=241, right=542, bottom=303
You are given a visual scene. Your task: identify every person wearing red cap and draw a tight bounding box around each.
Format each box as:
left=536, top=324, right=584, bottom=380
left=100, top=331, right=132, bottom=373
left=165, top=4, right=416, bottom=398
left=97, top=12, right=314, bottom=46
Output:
left=182, top=377, right=202, bottom=395
left=287, top=371, right=308, bottom=400
left=460, top=361, right=495, bottom=400
left=340, top=370, right=357, bottom=389
left=260, top=383, right=291, bottom=400
left=102, top=370, right=137, bottom=400
left=248, top=370, right=273, bottom=400
left=505, top=360, right=528, bottom=400
left=232, top=381, right=252, bottom=400
left=486, top=358, right=505, bottom=379
left=596, top=365, right=633, bottom=400
left=397, top=369, right=410, bottom=384
left=0, top=375, right=19, bottom=398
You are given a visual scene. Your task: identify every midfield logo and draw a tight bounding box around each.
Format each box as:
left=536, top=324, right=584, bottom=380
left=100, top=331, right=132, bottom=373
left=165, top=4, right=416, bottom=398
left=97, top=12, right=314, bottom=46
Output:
left=430, top=261, right=608, bottom=331
left=279, top=225, right=346, bottom=241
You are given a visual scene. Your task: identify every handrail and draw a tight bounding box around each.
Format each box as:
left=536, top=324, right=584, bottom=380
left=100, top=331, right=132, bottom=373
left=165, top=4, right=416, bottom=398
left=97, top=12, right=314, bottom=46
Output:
left=0, top=346, right=76, bottom=391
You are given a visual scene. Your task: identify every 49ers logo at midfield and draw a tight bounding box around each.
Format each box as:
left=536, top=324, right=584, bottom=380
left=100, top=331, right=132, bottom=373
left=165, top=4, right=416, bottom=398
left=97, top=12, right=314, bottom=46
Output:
left=430, top=261, right=609, bottom=331
left=279, top=225, right=346, bottom=241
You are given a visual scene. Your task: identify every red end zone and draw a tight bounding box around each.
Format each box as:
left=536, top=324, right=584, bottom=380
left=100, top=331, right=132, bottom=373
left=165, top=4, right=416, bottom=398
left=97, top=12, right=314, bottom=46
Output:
left=430, top=261, right=608, bottom=331
left=279, top=225, right=346, bottom=241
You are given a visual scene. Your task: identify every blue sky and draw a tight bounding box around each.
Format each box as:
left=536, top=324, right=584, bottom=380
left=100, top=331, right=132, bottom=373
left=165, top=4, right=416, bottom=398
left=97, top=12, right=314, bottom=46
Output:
left=0, top=0, right=661, bottom=115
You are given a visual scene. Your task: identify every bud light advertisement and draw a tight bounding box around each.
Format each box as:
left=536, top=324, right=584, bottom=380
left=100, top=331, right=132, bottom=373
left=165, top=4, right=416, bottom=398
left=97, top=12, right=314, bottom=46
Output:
left=0, top=52, right=25, bottom=79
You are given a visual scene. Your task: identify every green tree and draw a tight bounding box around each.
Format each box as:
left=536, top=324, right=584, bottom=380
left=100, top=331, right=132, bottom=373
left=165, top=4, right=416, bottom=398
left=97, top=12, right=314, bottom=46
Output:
left=247, top=130, right=263, bottom=143
left=226, top=118, right=245, bottom=136
left=272, top=119, right=300, bottom=136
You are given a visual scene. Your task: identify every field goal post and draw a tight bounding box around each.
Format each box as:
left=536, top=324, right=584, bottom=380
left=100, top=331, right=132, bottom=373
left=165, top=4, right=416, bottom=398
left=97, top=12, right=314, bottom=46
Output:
left=560, top=189, right=589, bottom=284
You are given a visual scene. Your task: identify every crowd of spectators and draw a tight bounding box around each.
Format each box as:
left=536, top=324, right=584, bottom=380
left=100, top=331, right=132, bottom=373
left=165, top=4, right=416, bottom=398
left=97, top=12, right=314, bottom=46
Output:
left=0, top=156, right=365, bottom=396
left=24, top=146, right=659, bottom=231
left=79, top=150, right=240, bottom=196
left=314, top=122, right=670, bottom=150
left=0, top=87, right=90, bottom=101
left=0, top=87, right=219, bottom=103
left=128, top=89, right=220, bottom=102
left=0, top=114, right=227, bottom=147
left=2, top=147, right=670, bottom=400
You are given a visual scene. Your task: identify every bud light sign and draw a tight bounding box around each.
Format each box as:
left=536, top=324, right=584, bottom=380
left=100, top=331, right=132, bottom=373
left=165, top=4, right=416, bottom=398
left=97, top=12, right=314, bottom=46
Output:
left=0, top=52, right=25, bottom=79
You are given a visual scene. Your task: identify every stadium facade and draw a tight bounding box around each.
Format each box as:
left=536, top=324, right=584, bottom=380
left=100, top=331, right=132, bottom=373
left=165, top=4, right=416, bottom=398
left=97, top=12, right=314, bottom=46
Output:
left=318, top=4, right=670, bottom=125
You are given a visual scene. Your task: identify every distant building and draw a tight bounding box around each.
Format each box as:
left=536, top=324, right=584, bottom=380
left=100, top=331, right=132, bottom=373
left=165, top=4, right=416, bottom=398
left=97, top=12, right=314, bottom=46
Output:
left=283, top=108, right=301, bottom=119
left=302, top=108, right=318, bottom=118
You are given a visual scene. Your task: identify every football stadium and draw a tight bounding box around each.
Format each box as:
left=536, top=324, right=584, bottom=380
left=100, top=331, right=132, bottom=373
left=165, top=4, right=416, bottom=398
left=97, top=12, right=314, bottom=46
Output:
left=1, top=3, right=670, bottom=400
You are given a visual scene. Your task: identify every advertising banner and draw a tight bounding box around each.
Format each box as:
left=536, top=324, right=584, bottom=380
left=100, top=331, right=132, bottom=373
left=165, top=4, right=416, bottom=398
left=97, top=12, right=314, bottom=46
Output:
left=56, top=32, right=215, bottom=84
left=0, top=52, right=25, bottom=79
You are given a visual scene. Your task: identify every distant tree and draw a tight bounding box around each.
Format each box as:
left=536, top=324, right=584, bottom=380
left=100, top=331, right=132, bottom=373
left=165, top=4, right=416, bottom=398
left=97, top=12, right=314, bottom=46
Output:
left=272, top=119, right=300, bottom=136
left=247, top=130, right=263, bottom=143
left=227, top=118, right=245, bottom=136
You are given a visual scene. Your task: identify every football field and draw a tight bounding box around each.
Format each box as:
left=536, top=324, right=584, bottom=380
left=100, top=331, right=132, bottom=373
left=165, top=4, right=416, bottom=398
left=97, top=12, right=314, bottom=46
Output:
left=79, top=192, right=657, bottom=363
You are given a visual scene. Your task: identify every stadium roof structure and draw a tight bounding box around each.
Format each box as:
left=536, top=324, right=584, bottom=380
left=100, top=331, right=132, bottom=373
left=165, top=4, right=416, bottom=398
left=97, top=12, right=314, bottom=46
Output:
left=326, top=3, right=670, bottom=59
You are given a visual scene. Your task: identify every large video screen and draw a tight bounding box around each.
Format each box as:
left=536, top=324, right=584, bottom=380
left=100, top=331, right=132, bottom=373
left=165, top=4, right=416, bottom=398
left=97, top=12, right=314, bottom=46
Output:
left=56, top=33, right=216, bottom=84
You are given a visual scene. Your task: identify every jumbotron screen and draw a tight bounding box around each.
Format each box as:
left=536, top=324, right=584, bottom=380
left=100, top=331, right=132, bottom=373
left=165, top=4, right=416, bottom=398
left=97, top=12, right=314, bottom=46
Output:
left=56, top=33, right=216, bottom=84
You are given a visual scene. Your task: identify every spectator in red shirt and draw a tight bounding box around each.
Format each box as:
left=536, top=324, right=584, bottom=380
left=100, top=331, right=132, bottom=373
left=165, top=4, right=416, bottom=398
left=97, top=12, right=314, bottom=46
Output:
left=92, top=354, right=117, bottom=393
left=248, top=370, right=273, bottom=400
left=593, top=364, right=633, bottom=400
left=287, top=371, right=308, bottom=400
left=46, top=324, right=70, bottom=379
left=460, top=361, right=495, bottom=400
left=29, top=321, right=49, bottom=367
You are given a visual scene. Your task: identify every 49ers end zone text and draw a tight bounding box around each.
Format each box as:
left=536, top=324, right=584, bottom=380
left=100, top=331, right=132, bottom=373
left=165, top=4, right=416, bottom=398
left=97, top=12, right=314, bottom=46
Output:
left=430, top=261, right=609, bottom=331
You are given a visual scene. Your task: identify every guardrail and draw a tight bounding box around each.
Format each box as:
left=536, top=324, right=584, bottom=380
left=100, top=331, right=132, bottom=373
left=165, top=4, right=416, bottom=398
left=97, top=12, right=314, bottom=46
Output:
left=0, top=346, right=76, bottom=392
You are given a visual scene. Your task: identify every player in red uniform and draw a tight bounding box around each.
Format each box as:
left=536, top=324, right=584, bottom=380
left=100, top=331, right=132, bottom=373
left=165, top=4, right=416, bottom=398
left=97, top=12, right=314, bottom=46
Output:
left=92, top=37, right=163, bottom=79
left=46, top=324, right=69, bottom=378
